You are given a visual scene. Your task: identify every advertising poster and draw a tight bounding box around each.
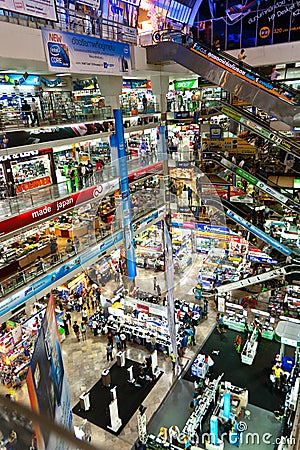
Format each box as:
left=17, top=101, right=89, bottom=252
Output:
left=112, top=110, right=136, bottom=280
left=26, top=295, right=73, bottom=450
left=41, top=28, right=131, bottom=75
left=0, top=0, right=57, bottom=20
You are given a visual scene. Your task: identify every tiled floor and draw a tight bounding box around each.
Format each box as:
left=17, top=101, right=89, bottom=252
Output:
left=62, top=260, right=217, bottom=450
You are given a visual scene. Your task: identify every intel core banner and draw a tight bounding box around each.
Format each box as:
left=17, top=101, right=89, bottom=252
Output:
left=41, top=28, right=131, bottom=75
left=26, top=295, right=73, bottom=450
left=0, top=0, right=57, bottom=21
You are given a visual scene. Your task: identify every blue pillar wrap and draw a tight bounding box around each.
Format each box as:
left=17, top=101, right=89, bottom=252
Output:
left=113, top=109, right=137, bottom=280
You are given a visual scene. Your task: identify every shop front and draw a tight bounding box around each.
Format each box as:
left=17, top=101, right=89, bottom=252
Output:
left=120, top=79, right=156, bottom=116
left=0, top=148, right=56, bottom=195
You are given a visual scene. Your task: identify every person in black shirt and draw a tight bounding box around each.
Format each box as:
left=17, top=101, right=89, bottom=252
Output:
left=21, top=100, right=31, bottom=127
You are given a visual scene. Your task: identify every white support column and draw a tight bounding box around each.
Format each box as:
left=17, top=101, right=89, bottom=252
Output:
left=97, top=75, right=123, bottom=111
left=150, top=74, right=169, bottom=114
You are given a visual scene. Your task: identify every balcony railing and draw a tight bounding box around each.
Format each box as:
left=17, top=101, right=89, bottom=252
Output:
left=0, top=155, right=160, bottom=222
left=0, top=6, right=137, bottom=45
left=0, top=194, right=165, bottom=298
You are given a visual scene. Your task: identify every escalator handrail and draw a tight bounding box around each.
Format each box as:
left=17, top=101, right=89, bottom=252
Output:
left=152, top=30, right=300, bottom=103
left=205, top=154, right=295, bottom=201
left=220, top=100, right=300, bottom=154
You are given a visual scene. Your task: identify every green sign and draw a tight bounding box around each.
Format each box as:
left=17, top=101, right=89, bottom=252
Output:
left=236, top=168, right=258, bottom=185
left=294, top=179, right=300, bottom=188
left=221, top=106, right=292, bottom=152
left=174, top=79, right=197, bottom=90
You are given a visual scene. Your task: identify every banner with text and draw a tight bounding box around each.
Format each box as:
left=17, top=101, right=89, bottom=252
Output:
left=41, top=28, right=131, bottom=75
left=0, top=0, right=57, bottom=21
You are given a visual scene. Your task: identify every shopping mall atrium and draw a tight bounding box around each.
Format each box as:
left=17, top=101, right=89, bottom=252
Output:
left=0, top=1, right=299, bottom=449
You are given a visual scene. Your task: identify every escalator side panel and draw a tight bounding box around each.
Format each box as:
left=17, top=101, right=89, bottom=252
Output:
left=146, top=42, right=299, bottom=126
left=225, top=207, right=292, bottom=256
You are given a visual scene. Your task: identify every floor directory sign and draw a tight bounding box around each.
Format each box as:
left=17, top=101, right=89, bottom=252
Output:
left=41, top=28, right=131, bottom=75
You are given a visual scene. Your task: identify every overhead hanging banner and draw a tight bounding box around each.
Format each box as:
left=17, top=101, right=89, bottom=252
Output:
left=1, top=0, right=57, bottom=21
left=41, top=28, right=131, bottom=75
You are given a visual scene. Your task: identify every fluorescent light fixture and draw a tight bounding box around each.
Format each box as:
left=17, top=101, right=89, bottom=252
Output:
left=55, top=73, right=71, bottom=77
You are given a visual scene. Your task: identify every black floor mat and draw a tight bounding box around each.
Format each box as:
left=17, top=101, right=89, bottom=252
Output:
left=73, top=358, right=162, bottom=435
left=183, top=328, right=291, bottom=412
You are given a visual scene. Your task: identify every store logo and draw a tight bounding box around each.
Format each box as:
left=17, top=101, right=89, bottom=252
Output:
left=49, top=44, right=61, bottom=57
left=259, top=26, right=270, bottom=38
left=93, top=185, right=103, bottom=197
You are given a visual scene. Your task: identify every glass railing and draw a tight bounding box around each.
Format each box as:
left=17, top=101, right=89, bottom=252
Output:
left=0, top=6, right=137, bottom=45
left=152, top=30, right=300, bottom=105
left=0, top=155, right=160, bottom=221
left=0, top=193, right=165, bottom=298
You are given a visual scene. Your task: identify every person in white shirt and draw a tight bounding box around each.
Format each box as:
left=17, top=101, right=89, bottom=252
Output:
left=169, top=425, right=180, bottom=444
left=31, top=98, right=40, bottom=127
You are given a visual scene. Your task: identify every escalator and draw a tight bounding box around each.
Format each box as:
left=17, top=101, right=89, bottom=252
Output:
left=219, top=102, right=300, bottom=161
left=217, top=264, right=299, bottom=293
left=205, top=153, right=299, bottom=212
left=146, top=36, right=300, bottom=126
left=204, top=197, right=292, bottom=256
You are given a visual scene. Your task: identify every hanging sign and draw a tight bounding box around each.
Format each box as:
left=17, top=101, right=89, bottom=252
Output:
left=41, top=77, right=62, bottom=87
left=41, top=28, right=131, bottom=75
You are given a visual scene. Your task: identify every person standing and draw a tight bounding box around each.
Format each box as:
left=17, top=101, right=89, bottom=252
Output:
left=67, top=166, right=76, bottom=193
left=120, top=331, right=127, bottom=349
left=115, top=333, right=121, bottom=350
left=81, top=306, right=88, bottom=323
left=153, top=276, right=157, bottom=291
left=21, top=100, right=31, bottom=126
left=31, top=98, right=40, bottom=126
left=63, top=317, right=69, bottom=336
left=80, top=322, right=87, bottom=341
left=73, top=321, right=80, bottom=342
left=170, top=352, right=176, bottom=371
left=187, top=186, right=193, bottom=206
left=238, top=49, right=247, bottom=66
left=142, top=94, right=147, bottom=114
left=65, top=310, right=72, bottom=325
left=106, top=342, right=113, bottom=361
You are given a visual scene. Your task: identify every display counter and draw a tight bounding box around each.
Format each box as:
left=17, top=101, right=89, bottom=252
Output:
left=223, top=303, right=247, bottom=332
left=55, top=224, right=88, bottom=239
left=241, top=331, right=258, bottom=365
left=0, top=243, right=51, bottom=279
left=250, top=309, right=275, bottom=340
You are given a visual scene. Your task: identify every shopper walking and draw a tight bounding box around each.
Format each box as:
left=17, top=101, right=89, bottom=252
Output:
left=81, top=306, right=88, bottom=323
left=73, top=321, right=80, bottom=342
left=106, top=342, right=113, bottom=361
left=156, top=285, right=162, bottom=299
left=63, top=318, right=69, bottom=336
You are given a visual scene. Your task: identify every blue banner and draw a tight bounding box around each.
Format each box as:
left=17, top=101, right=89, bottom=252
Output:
left=42, top=28, right=130, bottom=75
left=226, top=209, right=292, bottom=256
left=113, top=110, right=137, bottom=280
